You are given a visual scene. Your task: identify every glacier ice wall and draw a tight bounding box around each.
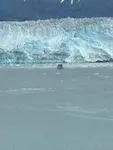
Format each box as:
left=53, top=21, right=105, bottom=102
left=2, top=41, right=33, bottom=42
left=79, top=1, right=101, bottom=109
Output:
left=0, top=17, right=113, bottom=64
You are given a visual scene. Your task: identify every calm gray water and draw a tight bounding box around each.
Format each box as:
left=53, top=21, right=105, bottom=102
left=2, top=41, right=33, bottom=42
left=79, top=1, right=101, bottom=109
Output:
left=0, top=66, right=113, bottom=150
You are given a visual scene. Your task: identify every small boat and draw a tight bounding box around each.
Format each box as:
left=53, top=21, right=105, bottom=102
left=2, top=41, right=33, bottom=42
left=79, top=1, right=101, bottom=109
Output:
left=57, top=64, right=63, bottom=69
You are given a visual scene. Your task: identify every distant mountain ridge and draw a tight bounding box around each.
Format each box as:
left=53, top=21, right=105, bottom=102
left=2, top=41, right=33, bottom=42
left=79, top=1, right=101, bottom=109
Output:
left=0, top=0, right=113, bottom=21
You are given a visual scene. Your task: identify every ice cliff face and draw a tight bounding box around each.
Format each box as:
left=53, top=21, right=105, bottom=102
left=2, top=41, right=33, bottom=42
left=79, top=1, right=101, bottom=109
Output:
left=0, top=18, right=113, bottom=64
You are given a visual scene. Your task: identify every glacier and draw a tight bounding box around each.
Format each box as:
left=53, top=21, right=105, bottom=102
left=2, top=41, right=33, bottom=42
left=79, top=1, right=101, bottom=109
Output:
left=0, top=17, right=113, bottom=64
